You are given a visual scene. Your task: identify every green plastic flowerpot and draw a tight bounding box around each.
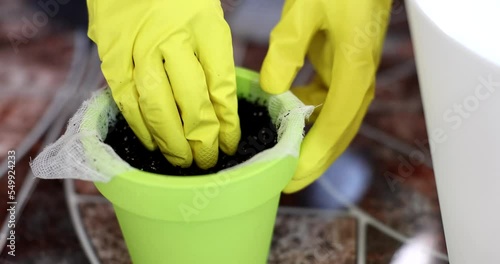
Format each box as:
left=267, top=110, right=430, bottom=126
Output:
left=93, top=68, right=304, bottom=264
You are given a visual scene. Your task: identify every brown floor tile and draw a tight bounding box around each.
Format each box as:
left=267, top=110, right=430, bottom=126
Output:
left=0, top=179, right=87, bottom=263
left=366, top=225, right=448, bottom=264
left=364, top=110, right=429, bottom=144
left=0, top=130, right=25, bottom=160
left=1, top=97, right=50, bottom=132
left=0, top=31, right=74, bottom=159
left=74, top=180, right=100, bottom=195
left=366, top=224, right=402, bottom=264
left=80, top=202, right=358, bottom=264
left=355, top=137, right=446, bottom=255
left=241, top=43, right=268, bottom=72
left=270, top=213, right=357, bottom=264
left=80, top=203, right=130, bottom=264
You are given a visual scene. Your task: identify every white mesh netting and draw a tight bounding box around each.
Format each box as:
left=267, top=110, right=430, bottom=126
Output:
left=30, top=86, right=313, bottom=182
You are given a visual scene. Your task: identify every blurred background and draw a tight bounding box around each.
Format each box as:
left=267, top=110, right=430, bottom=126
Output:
left=0, top=0, right=449, bottom=263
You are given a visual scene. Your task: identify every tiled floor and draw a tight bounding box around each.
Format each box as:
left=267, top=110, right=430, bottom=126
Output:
left=0, top=1, right=449, bottom=264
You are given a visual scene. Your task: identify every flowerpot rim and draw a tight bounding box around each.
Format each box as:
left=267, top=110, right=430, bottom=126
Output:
left=93, top=67, right=305, bottom=221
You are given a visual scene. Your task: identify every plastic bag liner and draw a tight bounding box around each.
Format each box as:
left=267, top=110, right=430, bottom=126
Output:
left=30, top=68, right=314, bottom=183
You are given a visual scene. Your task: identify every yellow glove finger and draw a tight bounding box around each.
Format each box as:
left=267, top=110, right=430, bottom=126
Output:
left=193, top=11, right=240, bottom=155
left=89, top=0, right=239, bottom=170
left=112, top=83, right=156, bottom=151
left=260, top=0, right=325, bottom=94
left=307, top=32, right=333, bottom=87
left=162, top=39, right=220, bottom=169
left=285, top=70, right=376, bottom=194
left=88, top=0, right=156, bottom=150
left=94, top=20, right=155, bottom=151
left=134, top=50, right=193, bottom=167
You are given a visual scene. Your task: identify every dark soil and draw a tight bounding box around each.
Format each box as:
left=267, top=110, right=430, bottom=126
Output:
left=104, top=99, right=277, bottom=176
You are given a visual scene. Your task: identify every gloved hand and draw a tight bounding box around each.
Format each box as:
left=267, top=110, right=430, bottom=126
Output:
left=87, top=0, right=240, bottom=169
left=261, top=0, right=392, bottom=193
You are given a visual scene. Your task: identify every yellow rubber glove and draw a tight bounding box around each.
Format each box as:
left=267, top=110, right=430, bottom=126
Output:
left=261, top=0, right=392, bottom=193
left=87, top=0, right=240, bottom=169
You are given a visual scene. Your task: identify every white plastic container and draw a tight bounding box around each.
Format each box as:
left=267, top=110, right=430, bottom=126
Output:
left=406, top=1, right=500, bottom=263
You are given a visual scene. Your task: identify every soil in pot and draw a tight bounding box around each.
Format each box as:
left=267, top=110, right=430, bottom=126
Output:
left=105, top=99, right=278, bottom=176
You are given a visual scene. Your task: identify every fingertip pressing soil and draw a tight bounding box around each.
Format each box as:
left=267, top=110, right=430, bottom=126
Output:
left=104, top=99, right=277, bottom=176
